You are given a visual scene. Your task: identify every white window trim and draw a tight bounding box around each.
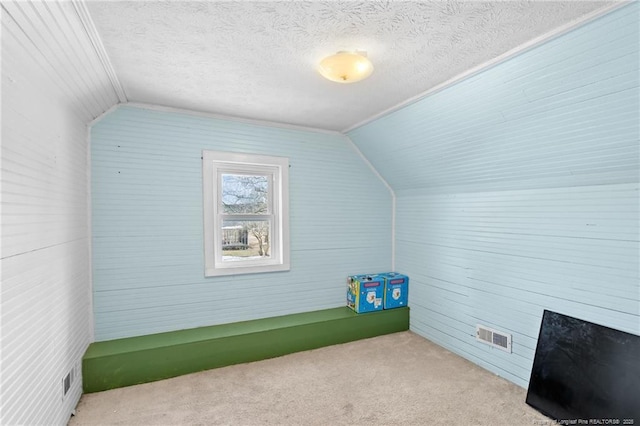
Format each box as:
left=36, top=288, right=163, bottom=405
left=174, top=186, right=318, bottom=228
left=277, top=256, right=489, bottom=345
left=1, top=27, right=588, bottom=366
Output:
left=203, top=150, right=290, bottom=277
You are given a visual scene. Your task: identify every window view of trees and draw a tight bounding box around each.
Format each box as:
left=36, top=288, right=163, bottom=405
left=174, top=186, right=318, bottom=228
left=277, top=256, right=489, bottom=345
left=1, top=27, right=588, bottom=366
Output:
left=221, top=174, right=271, bottom=259
left=203, top=150, right=289, bottom=276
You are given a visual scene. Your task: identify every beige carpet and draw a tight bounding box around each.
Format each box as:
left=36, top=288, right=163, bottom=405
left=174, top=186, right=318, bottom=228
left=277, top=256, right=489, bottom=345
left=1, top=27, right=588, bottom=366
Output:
left=70, top=331, right=549, bottom=425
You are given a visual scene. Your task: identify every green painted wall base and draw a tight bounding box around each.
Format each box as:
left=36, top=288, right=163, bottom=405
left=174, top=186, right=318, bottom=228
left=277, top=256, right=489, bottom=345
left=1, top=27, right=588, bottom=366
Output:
left=83, top=306, right=409, bottom=393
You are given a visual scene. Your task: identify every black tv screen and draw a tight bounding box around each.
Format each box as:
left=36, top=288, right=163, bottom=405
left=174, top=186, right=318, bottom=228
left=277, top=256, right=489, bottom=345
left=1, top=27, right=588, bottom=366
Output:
left=526, top=310, right=640, bottom=424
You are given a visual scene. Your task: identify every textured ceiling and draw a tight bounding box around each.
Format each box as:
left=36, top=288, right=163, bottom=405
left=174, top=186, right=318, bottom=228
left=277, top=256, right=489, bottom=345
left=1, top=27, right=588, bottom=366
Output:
left=87, top=1, right=617, bottom=131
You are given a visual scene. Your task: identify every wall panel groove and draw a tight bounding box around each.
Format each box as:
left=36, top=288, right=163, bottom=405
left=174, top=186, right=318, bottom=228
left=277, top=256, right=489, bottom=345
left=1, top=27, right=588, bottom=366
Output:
left=90, top=105, right=392, bottom=341
left=349, top=3, right=639, bottom=389
left=1, top=0, right=119, bottom=423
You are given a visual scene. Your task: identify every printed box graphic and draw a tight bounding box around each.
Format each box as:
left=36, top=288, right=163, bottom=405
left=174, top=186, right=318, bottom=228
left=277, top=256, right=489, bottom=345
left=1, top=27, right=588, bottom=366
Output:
left=347, top=274, right=384, bottom=313
left=381, top=272, right=409, bottom=310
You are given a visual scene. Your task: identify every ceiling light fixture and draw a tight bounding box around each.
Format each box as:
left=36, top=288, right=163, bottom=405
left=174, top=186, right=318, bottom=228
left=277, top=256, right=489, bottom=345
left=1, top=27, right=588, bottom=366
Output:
left=318, top=51, right=374, bottom=84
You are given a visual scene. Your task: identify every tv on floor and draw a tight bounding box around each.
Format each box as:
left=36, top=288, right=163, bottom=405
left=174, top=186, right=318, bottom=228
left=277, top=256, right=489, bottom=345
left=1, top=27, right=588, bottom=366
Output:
left=526, top=310, right=640, bottom=424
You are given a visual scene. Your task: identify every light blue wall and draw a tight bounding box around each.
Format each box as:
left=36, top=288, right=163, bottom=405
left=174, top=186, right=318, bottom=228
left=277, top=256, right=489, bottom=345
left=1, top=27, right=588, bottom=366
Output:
left=91, top=106, right=392, bottom=341
left=349, top=4, right=639, bottom=388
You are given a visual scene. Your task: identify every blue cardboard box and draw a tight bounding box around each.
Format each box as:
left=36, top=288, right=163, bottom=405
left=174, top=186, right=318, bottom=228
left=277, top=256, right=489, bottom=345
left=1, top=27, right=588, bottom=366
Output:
left=382, top=272, right=409, bottom=309
left=347, top=274, right=384, bottom=313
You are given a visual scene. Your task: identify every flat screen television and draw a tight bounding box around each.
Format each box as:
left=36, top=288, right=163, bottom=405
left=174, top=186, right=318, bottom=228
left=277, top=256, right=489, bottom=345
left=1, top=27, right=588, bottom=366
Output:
left=526, top=310, right=640, bottom=424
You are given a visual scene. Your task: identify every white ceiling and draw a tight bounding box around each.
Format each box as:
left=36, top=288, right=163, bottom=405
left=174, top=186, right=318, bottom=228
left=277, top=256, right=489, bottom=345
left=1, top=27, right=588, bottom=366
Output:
left=86, top=1, right=618, bottom=132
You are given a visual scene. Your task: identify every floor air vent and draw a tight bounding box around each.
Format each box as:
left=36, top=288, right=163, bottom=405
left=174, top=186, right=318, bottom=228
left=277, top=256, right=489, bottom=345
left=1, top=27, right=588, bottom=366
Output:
left=476, top=325, right=512, bottom=353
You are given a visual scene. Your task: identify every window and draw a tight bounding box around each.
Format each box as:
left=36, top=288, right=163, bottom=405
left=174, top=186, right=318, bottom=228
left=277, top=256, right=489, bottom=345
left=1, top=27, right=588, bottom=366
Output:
left=203, top=150, right=289, bottom=276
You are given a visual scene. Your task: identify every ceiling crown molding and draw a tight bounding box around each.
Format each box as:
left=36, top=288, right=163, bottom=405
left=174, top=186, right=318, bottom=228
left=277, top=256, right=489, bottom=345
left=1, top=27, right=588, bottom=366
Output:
left=342, top=1, right=630, bottom=134
left=72, top=0, right=127, bottom=103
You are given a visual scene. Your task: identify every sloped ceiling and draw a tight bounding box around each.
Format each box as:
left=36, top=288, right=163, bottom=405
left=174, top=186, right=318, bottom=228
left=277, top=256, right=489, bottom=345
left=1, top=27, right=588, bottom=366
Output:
left=86, top=1, right=618, bottom=131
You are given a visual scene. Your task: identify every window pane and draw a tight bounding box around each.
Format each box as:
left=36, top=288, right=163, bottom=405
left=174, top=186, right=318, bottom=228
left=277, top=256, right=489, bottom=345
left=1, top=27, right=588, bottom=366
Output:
left=221, top=174, right=269, bottom=214
left=221, top=220, right=271, bottom=261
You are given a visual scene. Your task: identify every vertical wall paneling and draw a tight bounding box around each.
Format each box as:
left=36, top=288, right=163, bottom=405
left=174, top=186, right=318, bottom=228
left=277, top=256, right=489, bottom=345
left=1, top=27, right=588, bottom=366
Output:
left=349, top=3, right=639, bottom=388
left=1, top=1, right=120, bottom=424
left=90, top=105, right=392, bottom=341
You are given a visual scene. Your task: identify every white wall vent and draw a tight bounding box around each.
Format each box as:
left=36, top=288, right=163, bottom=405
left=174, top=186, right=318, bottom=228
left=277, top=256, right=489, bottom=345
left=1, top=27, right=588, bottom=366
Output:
left=62, top=365, right=77, bottom=399
left=476, top=325, right=512, bottom=353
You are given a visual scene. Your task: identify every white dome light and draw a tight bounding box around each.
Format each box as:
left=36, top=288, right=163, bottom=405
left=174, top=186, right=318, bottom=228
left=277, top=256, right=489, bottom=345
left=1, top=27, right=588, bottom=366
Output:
left=318, top=51, right=374, bottom=84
